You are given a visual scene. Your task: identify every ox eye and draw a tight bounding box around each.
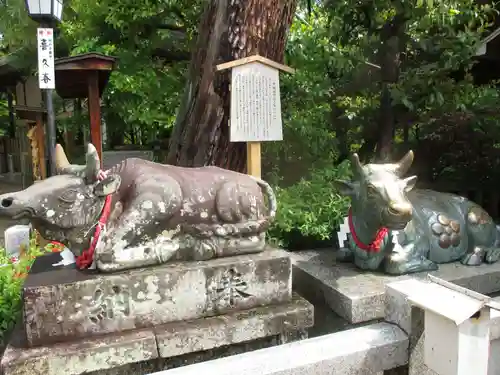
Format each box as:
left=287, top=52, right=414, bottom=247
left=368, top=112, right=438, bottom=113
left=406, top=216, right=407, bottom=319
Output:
left=367, top=185, right=378, bottom=196
left=59, top=190, right=78, bottom=203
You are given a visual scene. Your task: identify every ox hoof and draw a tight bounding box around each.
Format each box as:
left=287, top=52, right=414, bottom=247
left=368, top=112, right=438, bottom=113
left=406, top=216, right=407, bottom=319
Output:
left=485, top=248, right=500, bottom=264
left=385, top=257, right=438, bottom=275
left=407, top=258, right=438, bottom=274
left=95, top=260, right=122, bottom=273
left=336, top=247, right=353, bottom=262
left=461, top=246, right=486, bottom=266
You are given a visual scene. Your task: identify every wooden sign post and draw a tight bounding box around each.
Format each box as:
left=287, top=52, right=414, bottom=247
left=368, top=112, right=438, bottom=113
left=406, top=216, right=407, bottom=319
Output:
left=216, top=55, right=294, bottom=179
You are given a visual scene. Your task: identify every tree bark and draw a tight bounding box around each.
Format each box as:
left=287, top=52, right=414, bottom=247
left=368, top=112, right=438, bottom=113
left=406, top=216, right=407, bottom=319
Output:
left=167, top=0, right=298, bottom=172
left=330, top=100, right=349, bottom=164
left=376, top=14, right=406, bottom=161
left=358, top=122, right=378, bottom=163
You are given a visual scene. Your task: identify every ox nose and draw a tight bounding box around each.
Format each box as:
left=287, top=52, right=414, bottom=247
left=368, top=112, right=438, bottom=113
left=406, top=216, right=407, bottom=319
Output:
left=1, top=197, right=14, bottom=208
left=388, top=202, right=413, bottom=218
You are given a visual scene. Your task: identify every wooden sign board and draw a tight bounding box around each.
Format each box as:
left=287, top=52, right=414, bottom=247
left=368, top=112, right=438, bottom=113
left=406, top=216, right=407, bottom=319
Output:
left=216, top=55, right=294, bottom=179
left=229, top=62, right=283, bottom=143
left=37, top=28, right=56, bottom=90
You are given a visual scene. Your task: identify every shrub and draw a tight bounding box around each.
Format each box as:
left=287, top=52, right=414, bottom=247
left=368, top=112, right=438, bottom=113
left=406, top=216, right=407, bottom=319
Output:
left=0, top=236, right=56, bottom=348
left=269, top=160, right=352, bottom=249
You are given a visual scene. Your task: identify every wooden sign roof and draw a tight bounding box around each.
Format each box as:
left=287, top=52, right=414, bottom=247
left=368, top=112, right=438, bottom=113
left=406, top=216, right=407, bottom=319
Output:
left=55, top=53, right=117, bottom=99
left=216, top=55, right=295, bottom=74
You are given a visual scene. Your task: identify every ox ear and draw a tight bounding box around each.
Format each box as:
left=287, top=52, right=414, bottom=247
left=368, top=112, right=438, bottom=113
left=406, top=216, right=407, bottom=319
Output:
left=403, top=175, right=417, bottom=192
left=334, top=180, right=357, bottom=196
left=94, top=174, right=121, bottom=197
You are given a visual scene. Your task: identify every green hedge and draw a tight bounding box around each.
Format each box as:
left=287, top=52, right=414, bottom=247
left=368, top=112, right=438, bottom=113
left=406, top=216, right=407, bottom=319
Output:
left=268, top=160, right=352, bottom=249
left=0, top=238, right=54, bottom=349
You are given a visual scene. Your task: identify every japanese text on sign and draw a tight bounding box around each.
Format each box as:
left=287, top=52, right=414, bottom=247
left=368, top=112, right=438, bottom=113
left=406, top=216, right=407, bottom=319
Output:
left=230, top=62, right=283, bottom=142
left=37, top=28, right=55, bottom=89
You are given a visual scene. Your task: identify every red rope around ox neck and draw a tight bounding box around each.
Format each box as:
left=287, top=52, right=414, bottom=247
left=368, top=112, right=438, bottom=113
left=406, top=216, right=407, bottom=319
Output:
left=75, top=195, right=113, bottom=269
left=347, top=208, right=388, bottom=253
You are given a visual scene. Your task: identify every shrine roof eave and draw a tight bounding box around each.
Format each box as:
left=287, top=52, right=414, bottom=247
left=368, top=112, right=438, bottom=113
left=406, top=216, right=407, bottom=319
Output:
left=54, top=52, right=118, bottom=99
left=14, top=105, right=48, bottom=122
left=0, top=50, right=34, bottom=91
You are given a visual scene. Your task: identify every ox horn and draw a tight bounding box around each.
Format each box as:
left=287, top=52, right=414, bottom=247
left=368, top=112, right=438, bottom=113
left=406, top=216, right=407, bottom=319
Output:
left=53, top=143, right=90, bottom=180
left=350, top=153, right=363, bottom=179
left=55, top=144, right=71, bottom=174
left=84, top=143, right=100, bottom=182
left=394, top=150, right=414, bottom=177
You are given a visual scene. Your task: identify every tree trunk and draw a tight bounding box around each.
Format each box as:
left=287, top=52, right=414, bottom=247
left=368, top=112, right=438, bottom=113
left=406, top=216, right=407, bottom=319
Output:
left=403, top=120, right=409, bottom=146
left=358, top=122, right=378, bottom=163
left=330, top=100, right=349, bottom=164
left=167, top=0, right=298, bottom=172
left=376, top=14, right=406, bottom=161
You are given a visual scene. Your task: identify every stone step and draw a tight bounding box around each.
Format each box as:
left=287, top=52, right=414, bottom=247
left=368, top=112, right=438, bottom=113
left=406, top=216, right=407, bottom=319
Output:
left=1, top=294, right=313, bottom=375
left=292, top=248, right=500, bottom=324
left=23, top=249, right=292, bottom=346
left=148, top=322, right=408, bottom=375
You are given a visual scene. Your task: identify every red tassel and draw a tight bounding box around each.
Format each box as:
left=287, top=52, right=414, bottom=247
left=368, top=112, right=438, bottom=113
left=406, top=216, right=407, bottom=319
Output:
left=347, top=208, right=389, bottom=253
left=76, top=195, right=113, bottom=269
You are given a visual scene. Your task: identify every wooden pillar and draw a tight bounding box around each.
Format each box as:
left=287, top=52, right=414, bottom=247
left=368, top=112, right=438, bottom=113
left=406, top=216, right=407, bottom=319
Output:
left=7, top=90, right=16, bottom=138
left=87, top=71, right=102, bottom=166
left=246, top=142, right=262, bottom=179
left=36, top=113, right=47, bottom=179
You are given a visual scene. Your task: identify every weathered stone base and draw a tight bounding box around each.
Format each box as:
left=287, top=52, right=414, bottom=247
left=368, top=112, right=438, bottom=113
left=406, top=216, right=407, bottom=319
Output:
left=86, top=336, right=282, bottom=375
left=149, top=322, right=408, bottom=375
left=24, top=249, right=292, bottom=346
left=1, top=294, right=313, bottom=375
left=292, top=249, right=500, bottom=323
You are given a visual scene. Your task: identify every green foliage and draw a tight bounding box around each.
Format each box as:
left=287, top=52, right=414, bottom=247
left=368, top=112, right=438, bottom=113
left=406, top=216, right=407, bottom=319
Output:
left=57, top=0, right=200, bottom=142
left=3, top=0, right=500, bottom=247
left=267, top=0, right=500, bottom=246
left=0, top=236, right=52, bottom=346
left=0, top=0, right=203, bottom=145
left=269, top=160, right=352, bottom=248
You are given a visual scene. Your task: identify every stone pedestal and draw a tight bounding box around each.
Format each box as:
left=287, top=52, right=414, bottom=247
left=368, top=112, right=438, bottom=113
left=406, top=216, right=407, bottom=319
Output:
left=24, top=249, right=292, bottom=346
left=1, top=294, right=312, bottom=375
left=292, top=249, right=500, bottom=324
left=1, top=249, right=314, bottom=375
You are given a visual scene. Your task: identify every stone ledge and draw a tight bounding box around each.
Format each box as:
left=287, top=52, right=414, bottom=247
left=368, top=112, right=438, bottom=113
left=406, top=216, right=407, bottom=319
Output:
left=1, top=294, right=313, bottom=375
left=148, top=322, right=408, bottom=375
left=292, top=249, right=500, bottom=324
left=1, top=328, right=158, bottom=375
left=24, top=249, right=292, bottom=346
left=154, top=293, right=313, bottom=358
left=385, top=279, right=424, bottom=335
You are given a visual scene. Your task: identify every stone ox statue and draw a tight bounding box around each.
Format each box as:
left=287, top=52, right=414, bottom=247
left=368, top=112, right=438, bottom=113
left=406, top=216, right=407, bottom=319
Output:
left=334, top=151, right=500, bottom=275
left=0, top=144, right=276, bottom=272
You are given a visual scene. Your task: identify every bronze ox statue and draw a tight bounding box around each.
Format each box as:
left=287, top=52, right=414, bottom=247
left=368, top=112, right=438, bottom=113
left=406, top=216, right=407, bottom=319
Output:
left=0, top=144, right=277, bottom=272
left=334, top=151, right=500, bottom=275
